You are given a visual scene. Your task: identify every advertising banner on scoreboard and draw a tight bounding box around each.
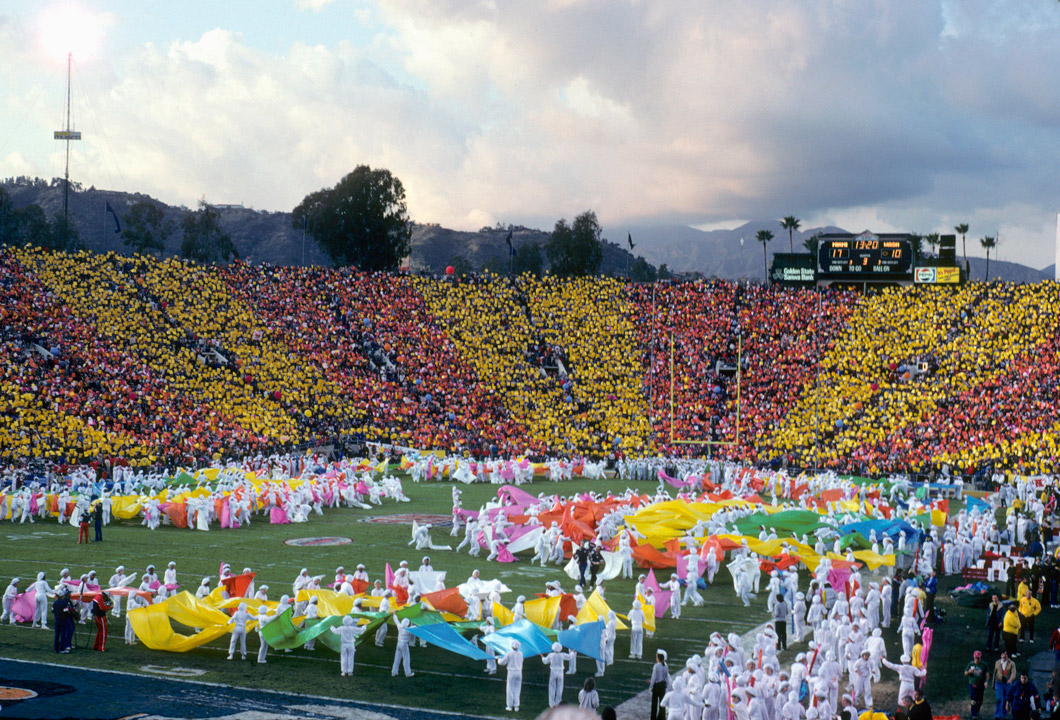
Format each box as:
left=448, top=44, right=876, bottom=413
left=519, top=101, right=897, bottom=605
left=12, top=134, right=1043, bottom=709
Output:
left=770, top=253, right=816, bottom=285
left=914, top=267, right=960, bottom=284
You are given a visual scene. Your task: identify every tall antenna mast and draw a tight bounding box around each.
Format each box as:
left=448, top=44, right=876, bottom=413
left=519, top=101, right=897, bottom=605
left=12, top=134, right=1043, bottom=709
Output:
left=54, top=52, right=81, bottom=234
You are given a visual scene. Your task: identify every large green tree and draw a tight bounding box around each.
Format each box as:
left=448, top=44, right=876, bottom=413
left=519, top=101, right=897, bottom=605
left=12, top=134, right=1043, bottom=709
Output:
left=292, top=165, right=411, bottom=270
left=447, top=254, right=474, bottom=276
left=14, top=205, right=49, bottom=247
left=0, top=197, right=82, bottom=251
left=780, top=215, right=801, bottom=252
left=0, top=186, right=11, bottom=245
left=756, top=229, right=774, bottom=283
left=545, top=210, right=603, bottom=277
left=629, top=256, right=657, bottom=282
left=512, top=241, right=544, bottom=277
left=123, top=200, right=174, bottom=257
left=3, top=201, right=47, bottom=248
left=180, top=200, right=237, bottom=263
left=48, top=212, right=84, bottom=251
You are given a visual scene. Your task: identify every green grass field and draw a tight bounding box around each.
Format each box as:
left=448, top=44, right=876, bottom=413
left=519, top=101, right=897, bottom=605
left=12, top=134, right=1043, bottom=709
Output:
left=0, top=476, right=1053, bottom=718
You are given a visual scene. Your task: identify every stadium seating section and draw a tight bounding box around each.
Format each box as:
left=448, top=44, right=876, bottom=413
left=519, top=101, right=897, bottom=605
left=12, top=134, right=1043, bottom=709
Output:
left=2, top=247, right=1058, bottom=474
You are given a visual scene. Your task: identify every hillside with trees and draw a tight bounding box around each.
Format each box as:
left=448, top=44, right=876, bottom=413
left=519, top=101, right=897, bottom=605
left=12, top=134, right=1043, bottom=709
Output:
left=2, top=177, right=1048, bottom=282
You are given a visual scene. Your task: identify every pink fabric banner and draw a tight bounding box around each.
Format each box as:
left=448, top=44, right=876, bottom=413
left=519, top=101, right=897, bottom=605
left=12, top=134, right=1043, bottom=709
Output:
left=827, top=566, right=852, bottom=593
left=12, top=589, right=36, bottom=623
left=644, top=569, right=671, bottom=618
left=657, top=470, right=700, bottom=489
left=498, top=485, right=538, bottom=507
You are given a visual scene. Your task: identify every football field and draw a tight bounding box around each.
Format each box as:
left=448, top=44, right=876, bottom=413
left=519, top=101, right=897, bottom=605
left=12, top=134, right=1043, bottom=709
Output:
left=0, top=475, right=1047, bottom=719
left=0, top=476, right=776, bottom=718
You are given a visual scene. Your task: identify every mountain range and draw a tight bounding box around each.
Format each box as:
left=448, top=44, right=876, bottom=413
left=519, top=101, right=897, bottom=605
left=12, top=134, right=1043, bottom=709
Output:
left=2, top=179, right=1053, bottom=282
left=609, top=220, right=1055, bottom=283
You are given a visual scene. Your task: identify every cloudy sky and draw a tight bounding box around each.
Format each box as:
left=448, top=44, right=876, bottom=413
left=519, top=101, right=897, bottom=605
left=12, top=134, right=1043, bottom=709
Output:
left=2, top=0, right=1058, bottom=268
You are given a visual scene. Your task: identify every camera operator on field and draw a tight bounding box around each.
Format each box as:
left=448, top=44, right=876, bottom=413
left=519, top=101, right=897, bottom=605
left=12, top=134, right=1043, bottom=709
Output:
left=52, top=585, right=77, bottom=653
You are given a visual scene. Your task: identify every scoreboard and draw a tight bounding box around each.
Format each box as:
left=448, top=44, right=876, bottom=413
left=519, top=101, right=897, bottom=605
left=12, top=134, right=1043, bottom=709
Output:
left=817, top=232, right=913, bottom=280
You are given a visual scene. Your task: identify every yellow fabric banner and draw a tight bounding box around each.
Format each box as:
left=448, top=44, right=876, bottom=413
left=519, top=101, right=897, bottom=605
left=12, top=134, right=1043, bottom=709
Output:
left=165, top=591, right=231, bottom=628
left=635, top=592, right=656, bottom=634
left=127, top=602, right=233, bottom=652
left=574, top=589, right=628, bottom=629
left=524, top=595, right=562, bottom=629
left=492, top=601, right=515, bottom=627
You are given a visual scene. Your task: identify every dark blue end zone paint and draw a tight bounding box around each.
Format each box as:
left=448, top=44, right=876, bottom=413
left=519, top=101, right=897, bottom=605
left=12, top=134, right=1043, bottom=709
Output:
left=0, top=659, right=498, bottom=720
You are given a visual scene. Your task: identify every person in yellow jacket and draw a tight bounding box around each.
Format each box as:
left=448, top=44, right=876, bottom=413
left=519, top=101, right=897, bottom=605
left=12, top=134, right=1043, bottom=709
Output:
left=1002, top=602, right=1022, bottom=658
left=1018, top=589, right=1041, bottom=643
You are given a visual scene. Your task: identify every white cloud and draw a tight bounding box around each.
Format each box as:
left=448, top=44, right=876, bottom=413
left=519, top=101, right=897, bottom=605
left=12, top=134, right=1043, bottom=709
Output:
left=294, top=0, right=337, bottom=11
left=3, top=0, right=1059, bottom=268
left=1, top=151, right=34, bottom=177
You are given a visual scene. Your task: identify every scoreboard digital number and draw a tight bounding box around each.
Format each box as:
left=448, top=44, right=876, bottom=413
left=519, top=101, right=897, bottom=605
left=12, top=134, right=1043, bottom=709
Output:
left=818, top=233, right=912, bottom=278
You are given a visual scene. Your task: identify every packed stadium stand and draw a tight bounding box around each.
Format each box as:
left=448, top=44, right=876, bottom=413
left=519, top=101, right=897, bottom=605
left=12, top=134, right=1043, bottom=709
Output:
left=2, top=246, right=1058, bottom=475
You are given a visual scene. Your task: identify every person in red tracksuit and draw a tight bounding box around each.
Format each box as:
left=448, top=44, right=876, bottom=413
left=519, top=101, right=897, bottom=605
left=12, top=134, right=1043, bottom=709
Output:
left=92, top=591, right=113, bottom=651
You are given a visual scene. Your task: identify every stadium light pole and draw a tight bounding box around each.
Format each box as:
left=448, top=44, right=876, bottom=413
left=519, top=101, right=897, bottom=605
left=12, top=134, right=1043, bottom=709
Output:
left=54, top=52, right=82, bottom=246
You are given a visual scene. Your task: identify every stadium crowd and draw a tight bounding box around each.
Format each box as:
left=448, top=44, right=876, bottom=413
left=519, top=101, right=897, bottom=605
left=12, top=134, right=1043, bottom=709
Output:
left=0, top=247, right=1058, bottom=477
left=523, top=275, right=650, bottom=456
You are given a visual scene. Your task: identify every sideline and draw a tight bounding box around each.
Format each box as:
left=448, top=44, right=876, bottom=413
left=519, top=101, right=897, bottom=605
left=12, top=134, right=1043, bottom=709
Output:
left=0, top=622, right=646, bottom=688
left=0, top=657, right=506, bottom=720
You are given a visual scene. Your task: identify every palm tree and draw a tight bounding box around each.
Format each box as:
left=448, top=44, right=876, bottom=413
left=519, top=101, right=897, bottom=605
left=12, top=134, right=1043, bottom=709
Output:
left=908, top=233, right=924, bottom=263
left=980, top=235, right=997, bottom=281
left=802, top=233, right=819, bottom=257
left=925, top=232, right=940, bottom=257
left=954, top=223, right=969, bottom=265
left=756, top=229, right=774, bottom=283
left=780, top=216, right=801, bottom=253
